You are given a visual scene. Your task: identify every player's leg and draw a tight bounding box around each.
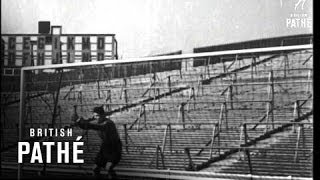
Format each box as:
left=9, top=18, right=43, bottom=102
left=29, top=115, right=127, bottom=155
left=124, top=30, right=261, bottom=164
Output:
left=93, top=149, right=107, bottom=176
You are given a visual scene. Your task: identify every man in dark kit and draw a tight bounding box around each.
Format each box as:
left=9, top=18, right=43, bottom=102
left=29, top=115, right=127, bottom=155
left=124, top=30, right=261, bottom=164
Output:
left=75, top=106, right=122, bottom=178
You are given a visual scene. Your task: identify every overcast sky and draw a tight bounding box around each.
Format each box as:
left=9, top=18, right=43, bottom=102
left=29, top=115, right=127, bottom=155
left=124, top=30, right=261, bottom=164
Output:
left=1, top=0, right=313, bottom=58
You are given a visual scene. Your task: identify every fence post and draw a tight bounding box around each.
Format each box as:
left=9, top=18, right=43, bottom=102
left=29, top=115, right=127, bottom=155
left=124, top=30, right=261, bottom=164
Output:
left=250, top=57, right=257, bottom=100
left=228, top=85, right=233, bottom=110
left=124, top=87, right=128, bottom=107
left=306, top=70, right=311, bottom=94
left=137, top=104, right=146, bottom=131
left=120, top=78, right=127, bottom=103
left=206, top=57, right=210, bottom=78
left=85, top=130, right=89, bottom=152
left=160, top=147, right=165, bottom=169
left=123, top=124, right=129, bottom=153
left=192, top=87, right=196, bottom=110
left=197, top=75, right=203, bottom=96
left=107, top=89, right=112, bottom=103
left=137, top=111, right=141, bottom=131
left=51, top=70, right=63, bottom=128
left=78, top=88, right=83, bottom=110
left=137, top=105, right=142, bottom=131
left=238, top=124, right=243, bottom=160
left=301, top=124, right=305, bottom=149
left=301, top=124, right=306, bottom=159
left=71, top=105, right=78, bottom=123
left=219, top=104, right=223, bottom=131
left=143, top=104, right=147, bottom=129
left=104, top=89, right=112, bottom=112
left=209, top=124, right=216, bottom=159
left=251, top=57, right=254, bottom=86
left=156, top=145, right=159, bottom=169
left=184, top=147, right=195, bottom=170
left=97, top=67, right=101, bottom=99
left=27, top=105, right=33, bottom=125
left=268, top=71, right=274, bottom=130
left=240, top=123, right=250, bottom=163
left=153, top=88, right=160, bottom=112
left=157, top=88, right=160, bottom=110
left=162, top=125, right=168, bottom=153
left=296, top=100, right=300, bottom=119
left=222, top=58, right=226, bottom=73
left=200, top=74, right=204, bottom=95
left=245, top=148, right=253, bottom=176
left=225, top=102, right=228, bottom=130
left=169, top=124, right=172, bottom=153
left=217, top=123, right=220, bottom=155
left=180, top=103, right=186, bottom=129
left=219, top=103, right=228, bottom=131
left=167, top=76, right=171, bottom=95
left=243, top=123, right=248, bottom=145
left=252, top=57, right=257, bottom=73
left=222, top=102, right=228, bottom=130
left=188, top=87, right=196, bottom=111
left=271, top=101, right=274, bottom=130
left=233, top=73, right=238, bottom=95
left=236, top=54, right=240, bottom=69
left=294, top=125, right=301, bottom=163
left=267, top=71, right=273, bottom=99
left=292, top=101, right=300, bottom=132
left=155, top=145, right=165, bottom=169
left=265, top=102, right=270, bottom=133
left=283, top=54, right=289, bottom=77
left=180, top=59, right=184, bottom=79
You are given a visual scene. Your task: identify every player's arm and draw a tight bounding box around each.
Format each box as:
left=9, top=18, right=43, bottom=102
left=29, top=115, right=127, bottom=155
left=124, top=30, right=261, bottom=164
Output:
left=75, top=117, right=106, bottom=130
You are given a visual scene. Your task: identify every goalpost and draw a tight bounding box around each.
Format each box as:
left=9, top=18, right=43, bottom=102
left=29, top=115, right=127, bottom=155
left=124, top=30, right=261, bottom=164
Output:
left=17, top=44, right=312, bottom=179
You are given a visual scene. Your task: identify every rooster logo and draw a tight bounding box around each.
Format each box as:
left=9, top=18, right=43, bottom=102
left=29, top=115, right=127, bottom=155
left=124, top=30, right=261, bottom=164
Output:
left=294, top=0, right=307, bottom=10
left=280, top=0, right=308, bottom=10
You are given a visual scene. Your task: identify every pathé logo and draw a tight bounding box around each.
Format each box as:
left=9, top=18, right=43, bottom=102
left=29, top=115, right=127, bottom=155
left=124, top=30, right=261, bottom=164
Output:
left=284, top=0, right=311, bottom=29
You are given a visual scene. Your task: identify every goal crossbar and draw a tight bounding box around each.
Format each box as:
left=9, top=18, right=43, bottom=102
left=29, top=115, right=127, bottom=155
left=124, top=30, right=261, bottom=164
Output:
left=21, top=44, right=312, bottom=71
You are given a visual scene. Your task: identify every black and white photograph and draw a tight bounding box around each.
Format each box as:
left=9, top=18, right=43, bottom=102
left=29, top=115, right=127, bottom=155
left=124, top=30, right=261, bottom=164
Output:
left=1, top=0, right=313, bottom=179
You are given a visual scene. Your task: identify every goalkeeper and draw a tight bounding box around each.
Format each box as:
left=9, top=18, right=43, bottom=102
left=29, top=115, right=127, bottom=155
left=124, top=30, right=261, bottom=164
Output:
left=74, top=106, right=122, bottom=178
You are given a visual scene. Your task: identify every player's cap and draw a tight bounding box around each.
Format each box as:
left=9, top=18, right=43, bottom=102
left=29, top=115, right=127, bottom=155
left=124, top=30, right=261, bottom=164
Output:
left=92, top=106, right=105, bottom=115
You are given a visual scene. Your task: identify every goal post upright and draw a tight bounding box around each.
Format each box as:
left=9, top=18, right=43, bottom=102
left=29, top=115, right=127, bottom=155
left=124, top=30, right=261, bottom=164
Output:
left=18, top=67, right=26, bottom=180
